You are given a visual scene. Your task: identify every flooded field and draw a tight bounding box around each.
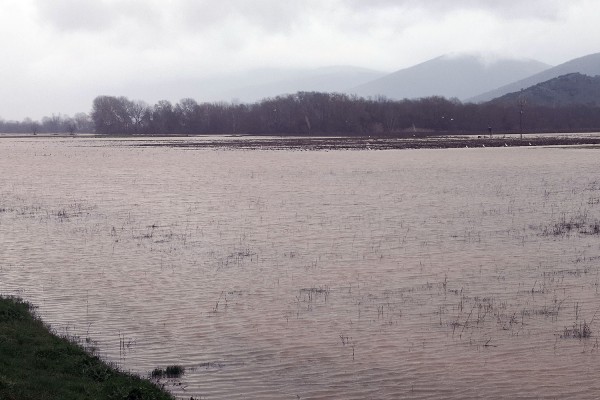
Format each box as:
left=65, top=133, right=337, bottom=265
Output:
left=2, top=136, right=600, bottom=399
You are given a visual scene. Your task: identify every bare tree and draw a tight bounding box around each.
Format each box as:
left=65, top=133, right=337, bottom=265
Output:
left=126, top=100, right=149, bottom=133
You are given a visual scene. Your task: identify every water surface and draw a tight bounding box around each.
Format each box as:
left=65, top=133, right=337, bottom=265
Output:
left=1, top=137, right=600, bottom=399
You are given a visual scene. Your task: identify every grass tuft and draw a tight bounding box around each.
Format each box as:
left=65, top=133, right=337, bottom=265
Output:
left=150, top=365, right=185, bottom=379
left=561, top=320, right=592, bottom=339
left=541, top=213, right=600, bottom=236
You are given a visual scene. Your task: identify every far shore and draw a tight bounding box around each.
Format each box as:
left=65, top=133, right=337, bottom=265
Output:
left=2, top=132, right=600, bottom=150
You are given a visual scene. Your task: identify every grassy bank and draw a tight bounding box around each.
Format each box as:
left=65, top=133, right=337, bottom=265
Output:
left=0, top=296, right=174, bottom=400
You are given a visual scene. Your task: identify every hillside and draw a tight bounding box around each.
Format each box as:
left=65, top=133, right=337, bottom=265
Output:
left=489, top=73, right=600, bottom=107
left=349, top=54, right=549, bottom=101
left=469, top=52, right=600, bottom=103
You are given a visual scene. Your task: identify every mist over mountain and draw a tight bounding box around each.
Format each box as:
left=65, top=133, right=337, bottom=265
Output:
left=218, top=66, right=387, bottom=102
left=349, top=54, right=550, bottom=101
left=469, top=52, right=600, bottom=103
left=489, top=73, right=600, bottom=107
left=115, top=67, right=385, bottom=106
left=111, top=54, right=552, bottom=107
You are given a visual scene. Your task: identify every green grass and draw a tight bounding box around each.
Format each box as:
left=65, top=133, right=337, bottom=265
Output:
left=0, top=296, right=174, bottom=400
left=150, top=366, right=185, bottom=379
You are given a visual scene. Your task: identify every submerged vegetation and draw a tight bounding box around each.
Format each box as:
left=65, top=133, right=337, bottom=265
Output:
left=0, top=296, right=173, bottom=400
left=538, top=213, right=600, bottom=236
left=562, top=321, right=592, bottom=339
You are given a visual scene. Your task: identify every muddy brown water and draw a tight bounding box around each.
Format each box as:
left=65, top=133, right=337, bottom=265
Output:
left=2, top=136, right=600, bottom=399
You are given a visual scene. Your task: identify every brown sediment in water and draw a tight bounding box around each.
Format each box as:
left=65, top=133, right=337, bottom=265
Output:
left=3, top=138, right=600, bottom=399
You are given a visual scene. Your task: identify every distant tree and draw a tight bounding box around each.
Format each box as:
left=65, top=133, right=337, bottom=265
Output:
left=149, top=100, right=179, bottom=134
left=176, top=98, right=200, bottom=133
left=73, top=112, right=93, bottom=133
left=64, top=118, right=77, bottom=135
left=91, top=96, right=131, bottom=134
left=41, top=114, right=63, bottom=133
left=126, top=100, right=149, bottom=133
left=23, top=118, right=40, bottom=135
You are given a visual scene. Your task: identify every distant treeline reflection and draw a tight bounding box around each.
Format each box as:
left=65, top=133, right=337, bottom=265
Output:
left=2, top=92, right=600, bottom=135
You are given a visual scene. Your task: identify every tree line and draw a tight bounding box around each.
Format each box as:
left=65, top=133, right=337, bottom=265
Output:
left=3, top=92, right=600, bottom=135
left=90, top=93, right=600, bottom=136
left=0, top=113, right=93, bottom=135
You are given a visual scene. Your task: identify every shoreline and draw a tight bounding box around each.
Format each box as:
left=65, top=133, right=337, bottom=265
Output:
left=128, top=135, right=600, bottom=151
left=0, top=296, right=174, bottom=400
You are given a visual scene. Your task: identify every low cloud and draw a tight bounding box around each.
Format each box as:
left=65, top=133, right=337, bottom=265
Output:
left=1, top=0, right=598, bottom=120
left=342, top=0, right=566, bottom=20
left=34, top=0, right=148, bottom=32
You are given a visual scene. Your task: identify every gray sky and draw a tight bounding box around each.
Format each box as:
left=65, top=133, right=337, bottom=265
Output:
left=1, top=0, right=599, bottom=120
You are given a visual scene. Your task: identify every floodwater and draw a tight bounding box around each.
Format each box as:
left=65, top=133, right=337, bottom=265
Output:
left=2, top=136, right=600, bottom=399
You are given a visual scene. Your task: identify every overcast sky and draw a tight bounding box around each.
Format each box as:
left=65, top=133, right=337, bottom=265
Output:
left=1, top=0, right=599, bottom=120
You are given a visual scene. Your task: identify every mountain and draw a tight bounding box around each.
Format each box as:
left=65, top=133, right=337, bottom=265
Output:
left=220, top=66, right=387, bottom=102
left=116, top=66, right=387, bottom=105
left=489, top=73, right=600, bottom=107
left=469, top=52, right=600, bottom=103
left=349, top=54, right=550, bottom=101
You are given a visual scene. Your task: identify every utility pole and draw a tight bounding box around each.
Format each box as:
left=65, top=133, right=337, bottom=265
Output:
left=518, top=95, right=526, bottom=140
